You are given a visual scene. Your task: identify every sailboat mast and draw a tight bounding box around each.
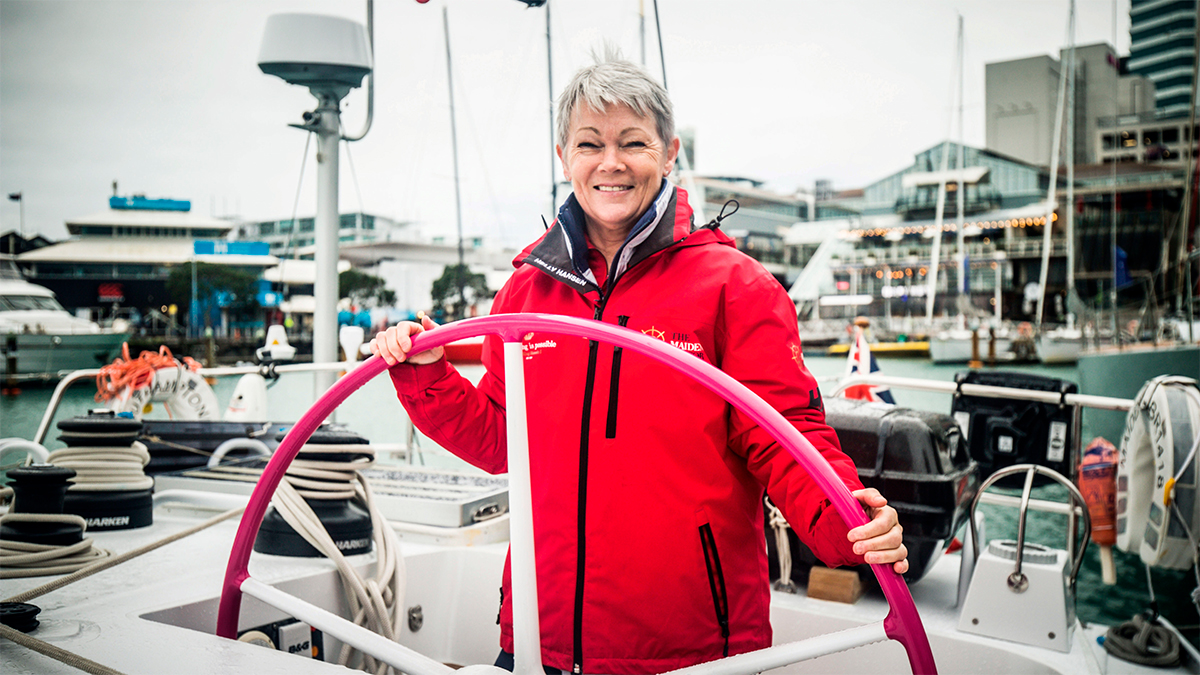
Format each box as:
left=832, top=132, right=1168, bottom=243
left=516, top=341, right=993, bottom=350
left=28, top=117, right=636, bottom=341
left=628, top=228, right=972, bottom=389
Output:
left=1065, top=2, right=1077, bottom=331
left=955, top=16, right=966, bottom=301
left=546, top=2, right=556, bottom=213
left=443, top=7, right=466, bottom=317
left=650, top=0, right=705, bottom=223
left=1035, top=0, right=1072, bottom=331
left=925, top=18, right=962, bottom=326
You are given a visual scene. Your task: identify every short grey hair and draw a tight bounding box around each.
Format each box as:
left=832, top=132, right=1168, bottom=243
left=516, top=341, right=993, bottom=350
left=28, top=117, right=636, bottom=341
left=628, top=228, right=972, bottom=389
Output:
left=556, top=49, right=675, bottom=150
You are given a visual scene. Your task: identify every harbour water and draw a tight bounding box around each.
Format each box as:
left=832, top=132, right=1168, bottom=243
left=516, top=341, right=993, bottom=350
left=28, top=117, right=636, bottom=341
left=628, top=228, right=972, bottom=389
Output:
left=1, top=353, right=1196, bottom=646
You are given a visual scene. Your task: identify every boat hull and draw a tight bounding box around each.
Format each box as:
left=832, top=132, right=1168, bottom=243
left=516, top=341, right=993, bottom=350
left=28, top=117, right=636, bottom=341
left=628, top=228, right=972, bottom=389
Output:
left=0, top=332, right=127, bottom=378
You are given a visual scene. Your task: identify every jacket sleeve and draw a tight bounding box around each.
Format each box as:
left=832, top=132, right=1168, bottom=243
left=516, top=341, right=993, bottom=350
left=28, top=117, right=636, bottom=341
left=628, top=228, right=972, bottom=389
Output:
left=718, top=270, right=866, bottom=568
left=385, top=299, right=511, bottom=475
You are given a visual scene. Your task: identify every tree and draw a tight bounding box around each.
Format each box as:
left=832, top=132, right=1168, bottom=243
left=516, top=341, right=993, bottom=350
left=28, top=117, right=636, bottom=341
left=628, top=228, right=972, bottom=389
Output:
left=339, top=268, right=394, bottom=307
left=430, top=264, right=489, bottom=321
left=166, top=262, right=261, bottom=327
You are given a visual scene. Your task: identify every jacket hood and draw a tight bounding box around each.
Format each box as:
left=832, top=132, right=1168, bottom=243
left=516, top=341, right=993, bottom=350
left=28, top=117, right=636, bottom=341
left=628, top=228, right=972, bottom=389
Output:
left=514, top=183, right=734, bottom=295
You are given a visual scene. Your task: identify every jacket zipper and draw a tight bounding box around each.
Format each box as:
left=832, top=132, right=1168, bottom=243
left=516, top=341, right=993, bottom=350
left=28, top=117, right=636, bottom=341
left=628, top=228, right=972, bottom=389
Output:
left=699, top=523, right=731, bottom=657
left=573, top=300, right=606, bottom=674
left=605, top=315, right=630, bottom=439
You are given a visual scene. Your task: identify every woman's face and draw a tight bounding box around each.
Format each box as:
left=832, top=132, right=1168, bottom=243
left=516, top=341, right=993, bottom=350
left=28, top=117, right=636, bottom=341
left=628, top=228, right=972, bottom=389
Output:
left=558, top=103, right=679, bottom=239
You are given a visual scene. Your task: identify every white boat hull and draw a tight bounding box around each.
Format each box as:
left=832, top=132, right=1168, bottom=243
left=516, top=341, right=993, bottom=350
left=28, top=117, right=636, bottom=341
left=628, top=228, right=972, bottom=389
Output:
left=1037, top=333, right=1083, bottom=365
left=0, top=331, right=127, bottom=377
left=930, top=334, right=1012, bottom=364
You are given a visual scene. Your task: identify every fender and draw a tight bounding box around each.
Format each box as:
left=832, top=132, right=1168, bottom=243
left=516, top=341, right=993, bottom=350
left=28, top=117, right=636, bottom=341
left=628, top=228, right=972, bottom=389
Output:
left=1116, top=375, right=1200, bottom=570
left=106, top=364, right=221, bottom=421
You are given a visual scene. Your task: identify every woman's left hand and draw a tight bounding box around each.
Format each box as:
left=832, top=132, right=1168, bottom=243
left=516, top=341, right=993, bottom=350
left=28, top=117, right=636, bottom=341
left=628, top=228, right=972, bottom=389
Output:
left=847, top=488, right=908, bottom=575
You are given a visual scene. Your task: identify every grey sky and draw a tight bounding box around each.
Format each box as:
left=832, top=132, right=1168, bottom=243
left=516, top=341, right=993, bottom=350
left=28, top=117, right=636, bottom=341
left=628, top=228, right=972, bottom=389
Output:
left=1, top=0, right=1131, bottom=248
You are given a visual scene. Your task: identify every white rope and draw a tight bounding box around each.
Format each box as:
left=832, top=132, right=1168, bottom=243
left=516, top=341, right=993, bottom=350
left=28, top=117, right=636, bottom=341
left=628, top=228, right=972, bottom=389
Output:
left=0, top=514, right=112, bottom=578
left=47, top=441, right=153, bottom=492
left=204, top=443, right=406, bottom=675
left=766, top=498, right=796, bottom=592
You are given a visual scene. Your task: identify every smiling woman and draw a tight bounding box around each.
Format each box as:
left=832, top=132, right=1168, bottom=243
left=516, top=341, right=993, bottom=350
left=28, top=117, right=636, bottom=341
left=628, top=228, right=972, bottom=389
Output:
left=369, top=51, right=908, bottom=675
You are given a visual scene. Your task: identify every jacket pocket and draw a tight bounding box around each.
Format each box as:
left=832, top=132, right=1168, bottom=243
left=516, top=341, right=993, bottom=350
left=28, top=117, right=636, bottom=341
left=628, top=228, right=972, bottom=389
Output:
left=698, top=522, right=731, bottom=656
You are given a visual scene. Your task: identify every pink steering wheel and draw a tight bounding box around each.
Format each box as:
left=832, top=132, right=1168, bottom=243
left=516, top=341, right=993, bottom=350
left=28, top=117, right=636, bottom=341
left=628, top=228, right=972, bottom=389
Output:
left=217, top=313, right=936, bottom=675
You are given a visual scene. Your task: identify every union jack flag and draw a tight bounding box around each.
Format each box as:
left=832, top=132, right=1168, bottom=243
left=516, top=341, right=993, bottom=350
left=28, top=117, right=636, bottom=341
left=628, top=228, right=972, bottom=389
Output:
left=841, top=326, right=895, bottom=404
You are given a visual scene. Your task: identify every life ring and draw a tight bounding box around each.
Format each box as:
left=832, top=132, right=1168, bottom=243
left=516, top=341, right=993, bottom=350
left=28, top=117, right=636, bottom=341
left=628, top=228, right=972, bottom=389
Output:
left=1116, top=375, right=1200, bottom=570
left=105, top=364, right=220, bottom=420
left=96, top=345, right=220, bottom=421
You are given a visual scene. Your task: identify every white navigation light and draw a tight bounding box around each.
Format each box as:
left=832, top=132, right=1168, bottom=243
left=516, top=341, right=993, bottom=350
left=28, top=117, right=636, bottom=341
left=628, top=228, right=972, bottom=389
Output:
left=258, top=13, right=371, bottom=99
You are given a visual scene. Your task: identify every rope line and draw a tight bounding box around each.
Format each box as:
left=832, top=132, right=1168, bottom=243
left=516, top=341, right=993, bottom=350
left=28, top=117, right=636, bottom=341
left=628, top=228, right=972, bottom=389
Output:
left=0, top=623, right=126, bottom=675
left=94, top=345, right=201, bottom=404
left=0, top=514, right=112, bottom=579
left=766, top=498, right=796, bottom=592
left=47, top=441, right=153, bottom=492
left=1105, top=613, right=1182, bottom=667
left=3, top=507, right=244, bottom=604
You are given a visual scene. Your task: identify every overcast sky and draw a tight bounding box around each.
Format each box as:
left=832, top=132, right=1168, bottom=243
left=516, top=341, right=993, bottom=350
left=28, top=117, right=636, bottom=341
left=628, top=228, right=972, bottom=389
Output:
left=1, top=0, right=1131, bottom=247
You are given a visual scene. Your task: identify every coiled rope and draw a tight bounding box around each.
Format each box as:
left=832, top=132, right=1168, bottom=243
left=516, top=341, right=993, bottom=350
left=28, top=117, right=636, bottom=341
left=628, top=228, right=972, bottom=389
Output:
left=0, top=514, right=111, bottom=579
left=47, top=441, right=154, bottom=493
left=202, top=443, right=405, bottom=675
left=766, top=498, right=797, bottom=593
left=0, top=435, right=155, bottom=578
left=94, top=344, right=201, bottom=405
left=1104, top=613, right=1182, bottom=667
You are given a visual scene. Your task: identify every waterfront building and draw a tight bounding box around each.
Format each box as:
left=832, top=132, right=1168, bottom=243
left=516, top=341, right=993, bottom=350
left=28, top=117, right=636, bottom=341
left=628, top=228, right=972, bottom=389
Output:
left=688, top=176, right=814, bottom=286
left=1129, top=0, right=1196, bottom=116
left=237, top=211, right=414, bottom=258
left=15, top=196, right=277, bottom=333
left=789, top=141, right=1187, bottom=331
left=987, top=43, right=1156, bottom=167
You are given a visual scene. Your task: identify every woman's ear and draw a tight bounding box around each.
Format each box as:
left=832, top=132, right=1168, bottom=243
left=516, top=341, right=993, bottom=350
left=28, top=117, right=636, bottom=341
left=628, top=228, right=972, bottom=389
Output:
left=665, top=136, right=681, bottom=175
left=557, top=144, right=570, bottom=181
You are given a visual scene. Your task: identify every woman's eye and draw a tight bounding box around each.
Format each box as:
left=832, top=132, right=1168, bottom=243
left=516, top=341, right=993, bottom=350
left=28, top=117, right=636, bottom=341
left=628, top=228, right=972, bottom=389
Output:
left=578, top=142, right=599, bottom=149
left=625, top=141, right=646, bottom=148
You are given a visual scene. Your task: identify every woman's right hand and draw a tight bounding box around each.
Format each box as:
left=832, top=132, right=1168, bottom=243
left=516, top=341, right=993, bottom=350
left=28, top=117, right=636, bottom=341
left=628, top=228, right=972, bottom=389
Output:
left=369, top=313, right=444, bottom=366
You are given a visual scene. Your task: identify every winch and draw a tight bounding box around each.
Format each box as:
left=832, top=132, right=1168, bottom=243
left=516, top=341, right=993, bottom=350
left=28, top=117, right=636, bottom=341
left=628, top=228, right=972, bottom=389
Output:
left=52, top=410, right=154, bottom=531
left=253, top=426, right=375, bottom=558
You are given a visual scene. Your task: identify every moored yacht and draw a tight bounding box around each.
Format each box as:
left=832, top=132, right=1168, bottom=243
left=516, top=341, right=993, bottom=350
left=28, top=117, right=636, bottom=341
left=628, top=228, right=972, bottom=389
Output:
left=0, top=255, right=128, bottom=379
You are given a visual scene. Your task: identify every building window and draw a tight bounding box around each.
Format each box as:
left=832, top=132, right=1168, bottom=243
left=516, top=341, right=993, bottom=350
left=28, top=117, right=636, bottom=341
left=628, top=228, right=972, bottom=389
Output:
left=1121, top=131, right=1138, bottom=148
left=1163, top=127, right=1180, bottom=144
left=1102, top=134, right=1116, bottom=150
left=1143, top=129, right=1160, bottom=146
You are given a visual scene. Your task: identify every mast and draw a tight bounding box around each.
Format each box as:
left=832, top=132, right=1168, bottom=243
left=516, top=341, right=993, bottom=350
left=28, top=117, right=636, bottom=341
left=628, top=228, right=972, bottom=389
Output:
left=954, top=16, right=966, bottom=322
left=925, top=18, right=962, bottom=327
left=651, top=0, right=704, bottom=223
left=546, top=2, right=556, bottom=214
left=1065, top=2, right=1077, bottom=331
left=443, top=7, right=466, bottom=318
left=1036, top=0, right=1072, bottom=332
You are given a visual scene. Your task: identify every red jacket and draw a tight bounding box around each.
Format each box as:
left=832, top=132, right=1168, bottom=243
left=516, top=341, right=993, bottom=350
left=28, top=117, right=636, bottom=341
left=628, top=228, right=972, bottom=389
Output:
left=389, top=184, right=865, bottom=674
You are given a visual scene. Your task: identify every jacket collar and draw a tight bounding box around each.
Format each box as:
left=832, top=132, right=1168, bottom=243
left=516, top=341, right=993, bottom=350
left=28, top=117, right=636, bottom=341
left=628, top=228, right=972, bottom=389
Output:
left=517, top=181, right=698, bottom=295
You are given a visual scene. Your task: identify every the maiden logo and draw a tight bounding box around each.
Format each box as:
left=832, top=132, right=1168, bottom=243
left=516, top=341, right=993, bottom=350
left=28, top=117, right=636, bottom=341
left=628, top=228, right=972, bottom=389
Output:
left=642, top=326, right=705, bottom=357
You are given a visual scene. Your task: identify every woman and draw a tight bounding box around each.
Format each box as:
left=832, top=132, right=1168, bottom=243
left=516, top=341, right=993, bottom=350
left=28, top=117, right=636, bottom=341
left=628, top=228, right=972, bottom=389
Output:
left=371, top=54, right=907, bottom=674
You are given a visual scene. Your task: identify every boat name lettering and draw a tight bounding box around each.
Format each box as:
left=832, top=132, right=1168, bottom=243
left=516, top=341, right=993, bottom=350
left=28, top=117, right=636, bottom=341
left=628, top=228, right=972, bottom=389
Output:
left=523, top=340, right=557, bottom=351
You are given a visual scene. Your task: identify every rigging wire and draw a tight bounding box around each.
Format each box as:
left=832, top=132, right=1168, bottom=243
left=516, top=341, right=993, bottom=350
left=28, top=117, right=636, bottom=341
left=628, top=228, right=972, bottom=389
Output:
left=341, top=120, right=368, bottom=218
left=280, top=130, right=315, bottom=307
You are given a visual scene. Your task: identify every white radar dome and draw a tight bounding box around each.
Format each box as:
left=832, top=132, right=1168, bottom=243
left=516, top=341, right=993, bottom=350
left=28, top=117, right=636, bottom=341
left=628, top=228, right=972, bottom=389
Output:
left=258, top=13, right=371, bottom=98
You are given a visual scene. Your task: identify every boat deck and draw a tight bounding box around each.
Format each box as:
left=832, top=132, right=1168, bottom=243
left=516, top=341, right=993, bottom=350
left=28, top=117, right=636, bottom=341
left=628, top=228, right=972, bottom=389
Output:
left=4, top=498, right=1196, bottom=675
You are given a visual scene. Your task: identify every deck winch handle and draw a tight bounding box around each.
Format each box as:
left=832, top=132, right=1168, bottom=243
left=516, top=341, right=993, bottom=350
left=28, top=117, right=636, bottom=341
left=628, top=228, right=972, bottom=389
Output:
left=968, top=463, right=1091, bottom=589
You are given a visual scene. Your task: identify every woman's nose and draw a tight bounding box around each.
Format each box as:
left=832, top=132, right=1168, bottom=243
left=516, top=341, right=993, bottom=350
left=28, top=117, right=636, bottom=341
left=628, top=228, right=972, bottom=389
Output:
left=598, top=146, right=624, bottom=172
